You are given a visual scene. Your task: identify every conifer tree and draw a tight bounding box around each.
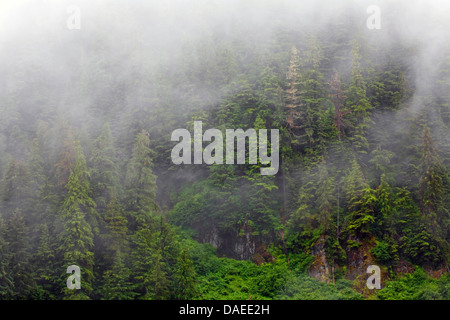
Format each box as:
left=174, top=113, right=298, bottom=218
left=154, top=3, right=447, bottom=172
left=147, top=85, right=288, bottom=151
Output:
left=55, top=128, right=77, bottom=189
left=299, top=36, right=327, bottom=152
left=329, top=69, right=350, bottom=140
left=58, top=139, right=96, bottom=299
left=33, top=224, right=57, bottom=299
left=0, top=217, right=14, bottom=299
left=89, top=123, right=118, bottom=212
left=27, top=138, right=46, bottom=222
left=418, top=126, right=449, bottom=241
left=342, top=157, right=368, bottom=205
left=2, top=159, right=30, bottom=218
left=315, top=157, right=335, bottom=230
left=285, top=45, right=303, bottom=132
left=346, top=41, right=373, bottom=153
left=175, top=249, right=197, bottom=299
left=99, top=194, right=133, bottom=299
left=5, top=211, right=35, bottom=298
left=104, top=194, right=128, bottom=254
left=130, top=227, right=160, bottom=299
left=101, top=250, right=134, bottom=300
left=125, top=129, right=158, bottom=229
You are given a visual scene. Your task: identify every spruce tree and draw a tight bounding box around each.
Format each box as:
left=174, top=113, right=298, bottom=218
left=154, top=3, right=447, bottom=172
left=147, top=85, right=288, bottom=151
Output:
left=285, top=45, right=303, bottom=132
left=346, top=41, right=373, bottom=153
left=175, top=249, right=197, bottom=299
left=2, top=159, right=30, bottom=218
left=89, top=123, right=118, bottom=212
left=418, top=126, right=449, bottom=241
left=125, top=129, right=158, bottom=229
left=342, top=157, right=368, bottom=205
left=130, top=227, right=160, bottom=299
left=5, top=211, right=35, bottom=298
left=58, top=140, right=96, bottom=299
left=315, top=157, right=335, bottom=230
left=299, top=36, right=326, bottom=153
left=101, top=250, right=134, bottom=300
left=329, top=69, right=350, bottom=140
left=33, top=224, right=57, bottom=299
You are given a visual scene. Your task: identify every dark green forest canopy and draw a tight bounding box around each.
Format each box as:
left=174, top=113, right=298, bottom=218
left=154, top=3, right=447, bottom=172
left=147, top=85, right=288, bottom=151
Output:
left=0, top=0, right=449, bottom=300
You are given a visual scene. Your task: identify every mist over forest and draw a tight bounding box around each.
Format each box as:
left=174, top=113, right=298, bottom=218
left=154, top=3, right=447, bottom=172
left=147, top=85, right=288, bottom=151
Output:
left=0, top=0, right=449, bottom=300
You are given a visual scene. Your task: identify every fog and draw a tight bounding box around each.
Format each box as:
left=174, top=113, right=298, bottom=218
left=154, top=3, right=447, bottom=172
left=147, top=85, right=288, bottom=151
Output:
left=0, top=0, right=450, bottom=301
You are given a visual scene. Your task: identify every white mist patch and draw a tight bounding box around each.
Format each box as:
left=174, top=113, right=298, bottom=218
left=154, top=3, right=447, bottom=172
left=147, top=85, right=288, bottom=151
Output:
left=171, top=121, right=279, bottom=175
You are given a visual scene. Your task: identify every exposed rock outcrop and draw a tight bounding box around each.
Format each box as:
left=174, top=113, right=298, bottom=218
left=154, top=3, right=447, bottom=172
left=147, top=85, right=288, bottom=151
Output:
left=308, top=235, right=330, bottom=283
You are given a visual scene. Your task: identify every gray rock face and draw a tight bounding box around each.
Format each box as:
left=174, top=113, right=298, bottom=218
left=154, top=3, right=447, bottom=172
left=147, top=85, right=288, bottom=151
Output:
left=308, top=235, right=330, bottom=283
left=197, top=225, right=259, bottom=260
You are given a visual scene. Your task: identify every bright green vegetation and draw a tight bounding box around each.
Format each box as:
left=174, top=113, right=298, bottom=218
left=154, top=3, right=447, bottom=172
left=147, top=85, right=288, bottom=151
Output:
left=378, top=268, right=450, bottom=300
left=180, top=236, right=364, bottom=300
left=0, top=1, right=449, bottom=300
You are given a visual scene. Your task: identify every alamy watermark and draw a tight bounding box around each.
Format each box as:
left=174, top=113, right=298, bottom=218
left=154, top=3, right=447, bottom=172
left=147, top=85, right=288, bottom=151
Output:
left=366, top=5, right=381, bottom=30
left=171, top=121, right=279, bottom=175
left=66, top=265, right=81, bottom=289
left=366, top=265, right=381, bottom=289
left=66, top=5, right=81, bottom=30
left=64, top=4, right=379, bottom=31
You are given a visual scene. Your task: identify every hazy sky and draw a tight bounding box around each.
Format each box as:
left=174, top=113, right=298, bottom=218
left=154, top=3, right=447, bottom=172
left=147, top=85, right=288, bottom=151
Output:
left=1, top=0, right=450, bottom=129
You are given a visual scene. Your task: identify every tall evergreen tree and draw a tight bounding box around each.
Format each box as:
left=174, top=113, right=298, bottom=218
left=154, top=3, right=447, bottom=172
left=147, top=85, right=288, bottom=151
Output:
left=342, top=157, right=368, bottom=205
left=33, top=224, right=57, bottom=299
left=0, top=217, right=14, bottom=299
left=329, top=69, right=350, bottom=141
left=2, top=159, right=30, bottom=218
left=418, top=126, right=449, bottom=241
left=315, top=157, right=335, bottom=230
left=130, top=227, right=161, bottom=299
left=175, top=249, right=197, bottom=299
left=89, top=123, right=118, bottom=212
left=125, top=129, right=158, bottom=229
left=5, top=211, right=35, bottom=298
left=58, top=139, right=96, bottom=299
left=285, top=45, right=303, bottom=132
left=100, top=250, right=134, bottom=300
left=346, top=41, right=373, bottom=153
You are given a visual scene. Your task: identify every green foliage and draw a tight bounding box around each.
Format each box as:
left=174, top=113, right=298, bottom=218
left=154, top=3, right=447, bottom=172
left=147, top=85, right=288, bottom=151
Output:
left=0, top=2, right=449, bottom=301
left=58, top=139, right=96, bottom=299
left=371, top=241, right=392, bottom=265
left=378, top=268, right=450, bottom=300
left=100, top=251, right=135, bottom=300
left=277, top=274, right=363, bottom=300
left=125, top=130, right=158, bottom=229
left=175, top=249, right=197, bottom=299
left=0, top=218, right=14, bottom=299
left=418, top=126, right=449, bottom=241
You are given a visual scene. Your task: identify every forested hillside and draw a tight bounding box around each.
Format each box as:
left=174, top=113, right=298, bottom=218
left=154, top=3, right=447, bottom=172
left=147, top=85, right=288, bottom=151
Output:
left=0, top=0, right=449, bottom=300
